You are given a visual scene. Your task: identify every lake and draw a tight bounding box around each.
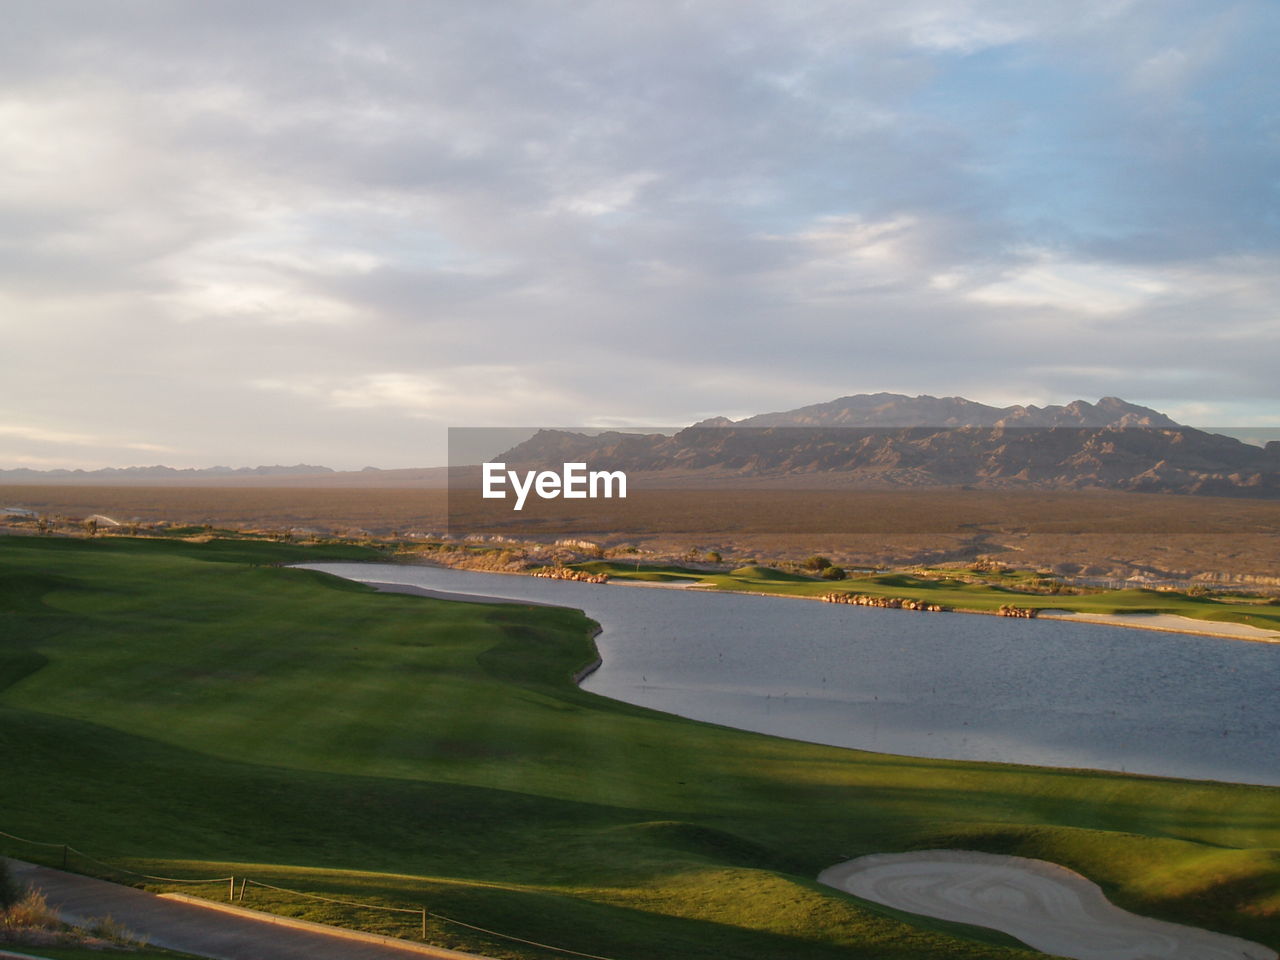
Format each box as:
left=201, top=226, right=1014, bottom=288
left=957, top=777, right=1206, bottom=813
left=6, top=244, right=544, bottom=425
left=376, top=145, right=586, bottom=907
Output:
left=300, top=562, right=1280, bottom=786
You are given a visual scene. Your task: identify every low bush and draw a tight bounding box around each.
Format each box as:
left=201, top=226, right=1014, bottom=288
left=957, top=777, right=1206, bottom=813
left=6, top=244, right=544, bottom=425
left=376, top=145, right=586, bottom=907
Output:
left=0, top=888, right=59, bottom=931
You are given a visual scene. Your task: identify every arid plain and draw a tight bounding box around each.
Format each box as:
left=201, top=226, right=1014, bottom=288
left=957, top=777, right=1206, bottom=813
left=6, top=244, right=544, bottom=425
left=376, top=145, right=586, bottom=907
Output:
left=3, top=483, right=1278, bottom=586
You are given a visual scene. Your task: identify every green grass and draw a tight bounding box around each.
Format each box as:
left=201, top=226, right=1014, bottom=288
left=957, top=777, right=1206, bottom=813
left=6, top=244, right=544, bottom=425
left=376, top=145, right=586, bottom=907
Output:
left=573, top=561, right=1280, bottom=634
left=728, top=565, right=818, bottom=582
left=574, top=560, right=708, bottom=582
left=2, top=536, right=1278, bottom=959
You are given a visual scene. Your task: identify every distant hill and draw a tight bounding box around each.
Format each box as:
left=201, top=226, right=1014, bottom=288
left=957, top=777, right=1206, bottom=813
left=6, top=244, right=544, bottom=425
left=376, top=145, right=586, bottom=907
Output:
left=701, top=394, right=1181, bottom=429
left=499, top=394, right=1280, bottom=497
left=0, top=464, right=450, bottom=488
left=0, top=464, right=333, bottom=483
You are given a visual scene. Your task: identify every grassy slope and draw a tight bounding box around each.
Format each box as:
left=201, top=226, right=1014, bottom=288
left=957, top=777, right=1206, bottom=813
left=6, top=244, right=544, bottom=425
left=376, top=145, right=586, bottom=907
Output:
left=1, top=537, right=1277, bottom=959
left=575, top=561, right=1280, bottom=633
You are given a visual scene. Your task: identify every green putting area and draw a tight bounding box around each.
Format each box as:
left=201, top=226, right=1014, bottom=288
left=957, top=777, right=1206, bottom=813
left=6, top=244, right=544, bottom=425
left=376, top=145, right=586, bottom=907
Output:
left=2, top=536, right=1277, bottom=959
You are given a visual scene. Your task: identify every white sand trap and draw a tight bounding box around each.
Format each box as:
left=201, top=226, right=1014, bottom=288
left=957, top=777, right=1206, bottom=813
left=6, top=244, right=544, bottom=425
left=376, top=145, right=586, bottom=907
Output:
left=1039, top=611, right=1280, bottom=642
left=818, top=850, right=1277, bottom=960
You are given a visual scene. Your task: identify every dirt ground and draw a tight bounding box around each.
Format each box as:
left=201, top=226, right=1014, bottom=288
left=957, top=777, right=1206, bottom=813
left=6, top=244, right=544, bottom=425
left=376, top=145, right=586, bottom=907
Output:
left=2, top=484, right=1277, bottom=584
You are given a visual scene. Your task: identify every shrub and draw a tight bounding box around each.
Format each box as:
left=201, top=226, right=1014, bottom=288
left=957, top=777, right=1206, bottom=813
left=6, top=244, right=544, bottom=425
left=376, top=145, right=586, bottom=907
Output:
left=1, top=888, right=59, bottom=930
left=821, top=566, right=847, bottom=581
left=804, top=555, right=832, bottom=572
left=0, top=860, right=17, bottom=910
left=90, top=914, right=145, bottom=945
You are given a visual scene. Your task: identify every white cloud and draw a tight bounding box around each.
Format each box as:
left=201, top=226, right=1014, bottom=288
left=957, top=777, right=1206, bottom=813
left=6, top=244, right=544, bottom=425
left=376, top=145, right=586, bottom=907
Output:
left=155, top=278, right=365, bottom=327
left=552, top=172, right=659, bottom=217
left=330, top=373, right=442, bottom=411
left=0, top=422, right=177, bottom=456
left=759, top=213, right=946, bottom=302
left=966, top=254, right=1170, bottom=315
left=904, top=9, right=1032, bottom=53
left=255, top=369, right=582, bottom=424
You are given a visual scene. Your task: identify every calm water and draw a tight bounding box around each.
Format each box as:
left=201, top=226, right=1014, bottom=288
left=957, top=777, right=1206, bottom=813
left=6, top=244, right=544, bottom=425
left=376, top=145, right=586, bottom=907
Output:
left=301, top=562, right=1280, bottom=786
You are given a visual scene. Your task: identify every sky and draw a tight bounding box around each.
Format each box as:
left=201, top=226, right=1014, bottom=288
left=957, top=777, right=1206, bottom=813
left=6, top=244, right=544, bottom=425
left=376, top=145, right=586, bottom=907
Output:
left=2, top=0, right=1277, bottom=469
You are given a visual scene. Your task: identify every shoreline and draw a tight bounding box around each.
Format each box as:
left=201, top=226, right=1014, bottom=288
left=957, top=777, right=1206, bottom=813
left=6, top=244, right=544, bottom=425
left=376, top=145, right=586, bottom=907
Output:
left=387, top=560, right=1280, bottom=643
left=593, top=571, right=1280, bottom=643
left=358, top=579, right=606, bottom=683
left=358, top=579, right=563, bottom=607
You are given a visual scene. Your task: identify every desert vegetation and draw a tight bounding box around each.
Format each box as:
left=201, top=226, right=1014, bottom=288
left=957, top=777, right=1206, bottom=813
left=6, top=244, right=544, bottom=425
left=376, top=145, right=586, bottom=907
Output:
left=4, top=483, right=1278, bottom=585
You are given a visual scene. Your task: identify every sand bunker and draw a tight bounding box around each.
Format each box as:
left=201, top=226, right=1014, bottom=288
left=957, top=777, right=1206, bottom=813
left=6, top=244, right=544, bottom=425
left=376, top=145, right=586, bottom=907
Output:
left=818, top=850, right=1276, bottom=960
left=1039, top=611, right=1280, bottom=642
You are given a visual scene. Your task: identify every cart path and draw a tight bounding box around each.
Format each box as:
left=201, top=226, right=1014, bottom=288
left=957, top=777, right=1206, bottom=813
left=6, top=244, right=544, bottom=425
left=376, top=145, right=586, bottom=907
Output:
left=5, top=859, right=492, bottom=960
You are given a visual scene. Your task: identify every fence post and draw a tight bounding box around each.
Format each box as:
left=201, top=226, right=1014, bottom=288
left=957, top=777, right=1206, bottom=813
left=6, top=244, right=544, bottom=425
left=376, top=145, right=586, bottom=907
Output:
left=229, top=877, right=235, bottom=902
left=238, top=878, right=247, bottom=901
left=421, top=907, right=427, bottom=940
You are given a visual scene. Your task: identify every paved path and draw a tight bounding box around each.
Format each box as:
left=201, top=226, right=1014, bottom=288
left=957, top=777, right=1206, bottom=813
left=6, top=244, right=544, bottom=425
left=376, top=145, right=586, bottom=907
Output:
left=6, top=860, right=491, bottom=960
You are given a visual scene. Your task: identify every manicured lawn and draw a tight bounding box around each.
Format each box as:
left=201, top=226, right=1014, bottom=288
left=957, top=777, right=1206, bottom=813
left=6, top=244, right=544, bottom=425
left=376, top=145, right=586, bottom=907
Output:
left=2, top=537, right=1277, bottom=959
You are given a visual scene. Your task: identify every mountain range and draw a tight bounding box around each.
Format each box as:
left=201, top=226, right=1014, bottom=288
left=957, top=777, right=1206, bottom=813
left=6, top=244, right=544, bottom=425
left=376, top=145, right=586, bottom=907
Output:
left=4, top=395, right=1277, bottom=496
left=497, top=394, right=1280, bottom=497
left=0, top=464, right=335, bottom=483
left=691, top=394, right=1181, bottom=429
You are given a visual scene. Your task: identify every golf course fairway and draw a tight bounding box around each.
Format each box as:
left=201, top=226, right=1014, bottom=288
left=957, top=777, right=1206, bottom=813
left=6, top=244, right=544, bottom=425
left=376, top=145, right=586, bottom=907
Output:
left=2, top=535, right=1278, bottom=959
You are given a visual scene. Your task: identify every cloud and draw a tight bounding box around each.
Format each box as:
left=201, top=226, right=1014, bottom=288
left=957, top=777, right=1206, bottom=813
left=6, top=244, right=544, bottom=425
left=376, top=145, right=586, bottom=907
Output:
left=0, top=424, right=173, bottom=452
left=254, top=368, right=582, bottom=424
left=965, top=253, right=1171, bottom=315
left=0, top=1, right=1276, bottom=468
